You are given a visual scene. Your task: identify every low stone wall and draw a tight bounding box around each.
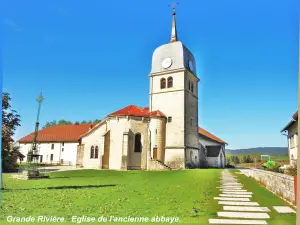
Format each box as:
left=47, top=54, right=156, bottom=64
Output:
left=249, top=169, right=295, bottom=204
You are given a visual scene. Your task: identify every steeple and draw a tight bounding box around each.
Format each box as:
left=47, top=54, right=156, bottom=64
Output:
left=169, top=3, right=178, bottom=43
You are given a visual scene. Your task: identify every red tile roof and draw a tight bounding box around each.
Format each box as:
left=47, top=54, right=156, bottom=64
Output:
left=198, top=127, right=227, bottom=145
left=149, top=110, right=166, bottom=118
left=18, top=123, right=95, bottom=143
left=109, top=105, right=149, bottom=117
left=109, top=105, right=165, bottom=118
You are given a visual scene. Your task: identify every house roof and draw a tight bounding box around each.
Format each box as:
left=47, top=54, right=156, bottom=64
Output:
left=206, top=146, right=222, bottom=157
left=18, top=123, right=95, bottom=143
left=281, top=110, right=298, bottom=132
left=198, top=127, right=228, bottom=145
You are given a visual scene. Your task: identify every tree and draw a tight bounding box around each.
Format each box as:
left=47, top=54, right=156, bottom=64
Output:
left=42, top=120, right=57, bottom=128
left=246, top=154, right=252, bottom=163
left=2, top=93, right=21, bottom=189
left=226, top=157, right=231, bottom=165
left=57, top=120, right=72, bottom=125
left=43, top=119, right=99, bottom=128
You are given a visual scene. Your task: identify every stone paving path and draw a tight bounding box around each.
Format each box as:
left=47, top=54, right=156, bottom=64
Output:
left=209, top=170, right=270, bottom=224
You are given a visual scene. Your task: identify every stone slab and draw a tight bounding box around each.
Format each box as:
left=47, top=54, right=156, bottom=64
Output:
left=220, top=181, right=238, bottom=183
left=209, top=219, right=267, bottom=224
left=223, top=206, right=270, bottom=212
left=273, top=206, right=296, bottom=213
left=218, top=201, right=259, bottom=206
left=217, top=187, right=242, bottom=189
left=214, top=197, right=250, bottom=201
left=219, top=189, right=247, bottom=192
left=222, top=191, right=253, bottom=194
left=221, top=183, right=242, bottom=186
left=220, top=194, right=252, bottom=198
left=221, top=185, right=243, bottom=188
left=217, top=212, right=270, bottom=219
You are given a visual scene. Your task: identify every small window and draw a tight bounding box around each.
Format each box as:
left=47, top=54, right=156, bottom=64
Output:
left=167, top=117, right=172, bottom=123
left=51, top=144, right=54, bottom=149
left=50, top=154, right=54, bottom=161
left=160, top=78, right=166, bottom=89
left=188, top=81, right=191, bottom=90
left=191, top=83, right=194, bottom=92
left=90, top=146, right=95, bottom=159
left=62, top=142, right=64, bottom=146
left=62, top=148, right=64, bottom=152
left=95, top=146, right=99, bottom=158
left=167, top=77, right=173, bottom=88
left=134, top=133, right=142, bottom=153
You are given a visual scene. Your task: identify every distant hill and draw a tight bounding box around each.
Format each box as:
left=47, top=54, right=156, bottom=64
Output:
left=225, top=147, right=288, bottom=156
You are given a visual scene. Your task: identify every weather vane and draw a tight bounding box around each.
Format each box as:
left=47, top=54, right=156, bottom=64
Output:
left=168, top=2, right=179, bottom=14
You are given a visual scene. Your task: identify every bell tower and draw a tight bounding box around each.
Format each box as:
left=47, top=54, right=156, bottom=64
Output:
left=148, top=6, right=200, bottom=169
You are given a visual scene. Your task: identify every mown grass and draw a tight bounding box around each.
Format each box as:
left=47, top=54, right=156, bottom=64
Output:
left=228, top=170, right=296, bottom=225
left=1, top=169, right=222, bottom=225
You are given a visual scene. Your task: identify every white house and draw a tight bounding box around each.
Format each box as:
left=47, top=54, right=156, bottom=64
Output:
left=16, top=10, right=228, bottom=170
left=17, top=123, right=94, bottom=166
left=281, top=110, right=298, bottom=166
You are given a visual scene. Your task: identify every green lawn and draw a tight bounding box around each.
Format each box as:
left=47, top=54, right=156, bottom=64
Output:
left=1, top=169, right=222, bottom=225
left=228, top=170, right=296, bottom=225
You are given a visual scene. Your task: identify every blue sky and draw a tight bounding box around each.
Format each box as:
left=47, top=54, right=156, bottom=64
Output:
left=2, top=0, right=299, bottom=149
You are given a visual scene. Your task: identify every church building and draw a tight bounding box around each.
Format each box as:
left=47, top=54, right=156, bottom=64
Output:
left=17, top=10, right=227, bottom=170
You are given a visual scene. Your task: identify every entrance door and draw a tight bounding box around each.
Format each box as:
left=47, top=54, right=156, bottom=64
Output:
left=153, top=147, right=158, bottom=160
left=40, top=155, right=43, bottom=163
left=102, top=131, right=110, bottom=169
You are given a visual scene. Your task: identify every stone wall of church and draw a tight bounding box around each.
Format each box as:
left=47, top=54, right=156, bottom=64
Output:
left=81, top=122, right=107, bottom=169
left=184, top=71, right=199, bottom=150
left=185, top=148, right=200, bottom=168
left=164, top=148, right=185, bottom=169
left=127, top=117, right=149, bottom=170
left=149, top=117, right=166, bottom=162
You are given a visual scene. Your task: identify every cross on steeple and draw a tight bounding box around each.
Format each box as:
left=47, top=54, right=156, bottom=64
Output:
left=168, top=2, right=179, bottom=15
left=168, top=2, right=179, bottom=43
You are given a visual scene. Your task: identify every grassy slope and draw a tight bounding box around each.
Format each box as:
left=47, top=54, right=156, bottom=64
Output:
left=1, top=169, right=221, bottom=225
left=228, top=170, right=296, bottom=225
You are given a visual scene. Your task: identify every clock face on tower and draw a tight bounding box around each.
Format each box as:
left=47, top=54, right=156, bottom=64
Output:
left=188, top=60, right=194, bottom=72
left=162, top=58, right=172, bottom=69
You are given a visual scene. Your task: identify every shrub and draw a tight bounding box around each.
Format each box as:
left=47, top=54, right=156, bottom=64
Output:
left=286, top=164, right=297, bottom=176
left=225, top=164, right=235, bottom=168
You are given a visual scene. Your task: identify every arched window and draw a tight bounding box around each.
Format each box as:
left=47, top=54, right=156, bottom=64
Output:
left=191, top=83, right=194, bottom=92
left=160, top=78, right=166, bottom=89
left=95, top=146, right=99, bottom=158
left=134, top=133, right=142, bottom=153
left=90, top=146, right=94, bottom=159
left=167, top=77, right=173, bottom=88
